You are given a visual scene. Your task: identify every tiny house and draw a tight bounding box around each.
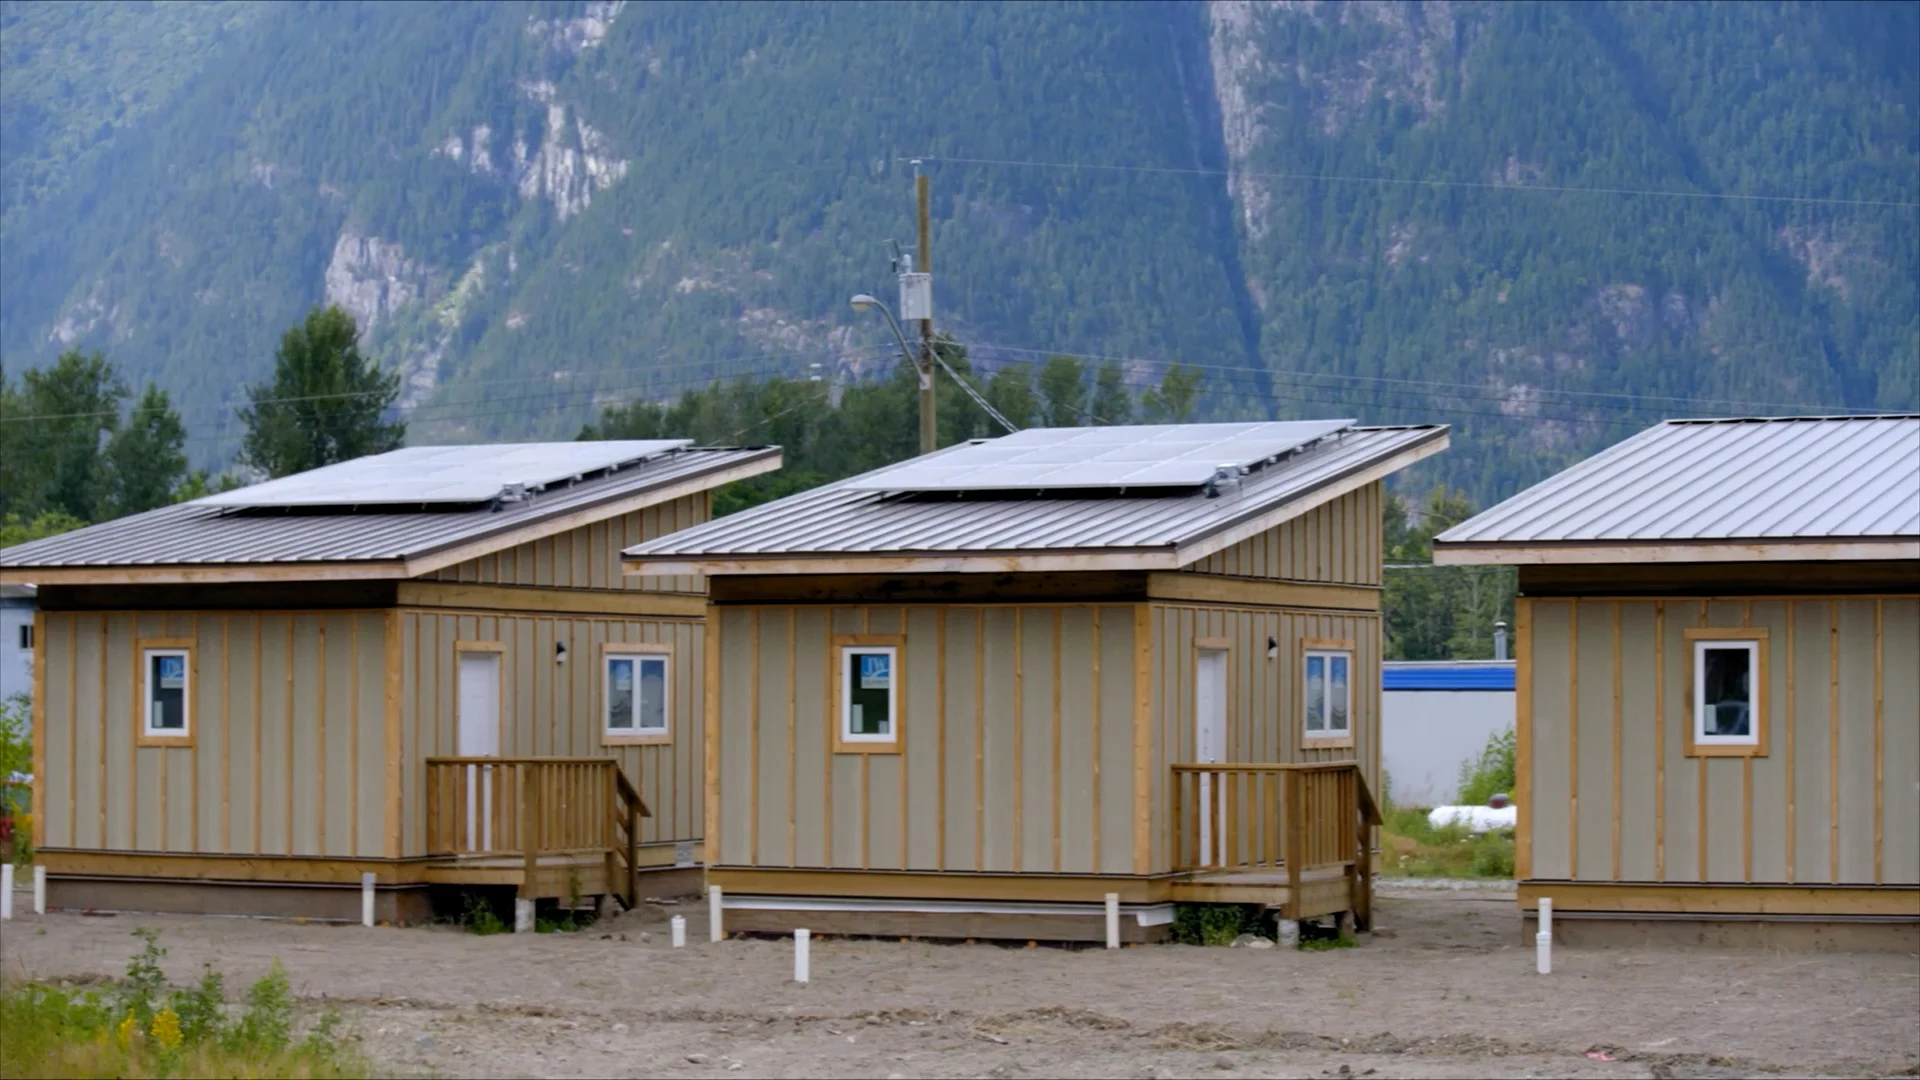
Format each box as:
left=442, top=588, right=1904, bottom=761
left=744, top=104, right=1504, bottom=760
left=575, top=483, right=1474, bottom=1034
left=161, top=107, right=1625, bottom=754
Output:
left=0, top=441, right=780, bottom=921
left=625, top=421, right=1448, bottom=941
left=1434, top=415, right=1919, bottom=947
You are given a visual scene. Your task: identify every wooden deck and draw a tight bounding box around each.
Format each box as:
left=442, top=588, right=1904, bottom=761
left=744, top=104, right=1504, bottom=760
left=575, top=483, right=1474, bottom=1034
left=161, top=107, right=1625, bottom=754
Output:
left=423, top=757, right=649, bottom=905
left=1169, top=761, right=1380, bottom=923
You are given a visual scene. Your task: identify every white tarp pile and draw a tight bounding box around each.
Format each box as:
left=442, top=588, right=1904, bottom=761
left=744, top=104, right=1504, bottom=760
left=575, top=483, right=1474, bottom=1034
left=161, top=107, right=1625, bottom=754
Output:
left=1427, top=804, right=1517, bottom=832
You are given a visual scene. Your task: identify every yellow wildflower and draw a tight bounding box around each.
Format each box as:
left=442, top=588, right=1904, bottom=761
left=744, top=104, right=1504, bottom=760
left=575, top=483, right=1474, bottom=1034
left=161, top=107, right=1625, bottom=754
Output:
left=115, top=1012, right=138, bottom=1048
left=151, top=1007, right=183, bottom=1050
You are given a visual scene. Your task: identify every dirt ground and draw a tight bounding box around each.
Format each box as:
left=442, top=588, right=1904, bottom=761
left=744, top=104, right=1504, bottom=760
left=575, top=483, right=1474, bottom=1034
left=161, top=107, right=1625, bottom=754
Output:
left=3, top=886, right=1916, bottom=1080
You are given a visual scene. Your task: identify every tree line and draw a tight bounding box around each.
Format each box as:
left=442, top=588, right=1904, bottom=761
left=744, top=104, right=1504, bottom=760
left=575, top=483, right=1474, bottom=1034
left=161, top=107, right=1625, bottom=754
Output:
left=2, top=306, right=1513, bottom=659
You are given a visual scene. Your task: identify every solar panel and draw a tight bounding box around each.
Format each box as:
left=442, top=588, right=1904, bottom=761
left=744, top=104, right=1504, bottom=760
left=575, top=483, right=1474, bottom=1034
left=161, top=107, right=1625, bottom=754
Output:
left=843, top=420, right=1354, bottom=492
left=200, top=440, right=692, bottom=508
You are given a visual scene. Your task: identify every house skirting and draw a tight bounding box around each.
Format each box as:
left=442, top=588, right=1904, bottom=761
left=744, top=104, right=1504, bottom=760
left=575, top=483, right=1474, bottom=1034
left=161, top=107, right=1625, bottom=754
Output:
left=1517, top=880, right=1920, bottom=950
left=720, top=894, right=1176, bottom=943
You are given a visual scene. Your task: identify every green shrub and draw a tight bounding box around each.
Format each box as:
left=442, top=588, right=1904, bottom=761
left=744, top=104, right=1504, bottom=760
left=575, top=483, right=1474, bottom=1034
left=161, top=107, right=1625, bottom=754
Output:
left=1170, top=903, right=1267, bottom=946
left=461, top=892, right=508, bottom=936
left=1456, top=728, right=1516, bottom=808
left=0, top=929, right=366, bottom=1079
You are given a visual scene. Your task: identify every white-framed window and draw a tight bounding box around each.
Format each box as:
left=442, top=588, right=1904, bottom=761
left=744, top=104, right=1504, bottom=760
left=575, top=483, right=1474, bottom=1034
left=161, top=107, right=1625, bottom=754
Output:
left=839, top=644, right=897, bottom=747
left=1303, top=648, right=1352, bottom=740
left=604, top=649, right=670, bottom=744
left=1693, top=639, right=1759, bottom=746
left=143, top=648, right=191, bottom=739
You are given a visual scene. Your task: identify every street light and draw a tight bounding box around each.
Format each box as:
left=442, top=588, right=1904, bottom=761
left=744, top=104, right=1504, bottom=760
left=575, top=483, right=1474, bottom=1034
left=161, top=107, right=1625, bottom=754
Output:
left=849, top=294, right=918, bottom=370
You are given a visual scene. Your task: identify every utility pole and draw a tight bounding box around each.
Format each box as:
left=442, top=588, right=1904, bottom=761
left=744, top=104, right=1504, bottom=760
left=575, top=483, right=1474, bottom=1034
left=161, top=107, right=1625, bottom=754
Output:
left=913, top=168, right=936, bottom=454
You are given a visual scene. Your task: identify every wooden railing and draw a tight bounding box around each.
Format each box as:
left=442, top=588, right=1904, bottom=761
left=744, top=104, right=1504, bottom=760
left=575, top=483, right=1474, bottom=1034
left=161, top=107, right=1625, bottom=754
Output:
left=424, top=757, right=650, bottom=907
left=1170, top=761, right=1381, bottom=923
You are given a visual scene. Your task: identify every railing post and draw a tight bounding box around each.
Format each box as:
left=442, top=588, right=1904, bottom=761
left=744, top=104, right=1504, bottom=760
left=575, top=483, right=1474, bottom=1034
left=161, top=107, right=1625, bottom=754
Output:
left=521, top=763, right=538, bottom=895
left=1284, top=769, right=1302, bottom=921
left=1168, top=768, right=1182, bottom=871
left=604, top=766, right=619, bottom=905
left=626, top=783, right=640, bottom=907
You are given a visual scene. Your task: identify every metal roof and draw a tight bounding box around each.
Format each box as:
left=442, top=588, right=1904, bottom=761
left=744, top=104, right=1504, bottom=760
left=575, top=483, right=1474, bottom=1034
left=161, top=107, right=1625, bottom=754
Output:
left=0, top=446, right=778, bottom=576
left=625, top=424, right=1447, bottom=570
left=1436, top=416, right=1920, bottom=549
left=1383, top=661, right=1516, bottom=692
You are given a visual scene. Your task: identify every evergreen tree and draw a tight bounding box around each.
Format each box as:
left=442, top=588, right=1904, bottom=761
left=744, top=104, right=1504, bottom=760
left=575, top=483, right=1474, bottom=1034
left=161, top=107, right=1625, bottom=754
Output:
left=1140, top=362, right=1203, bottom=423
left=1381, top=486, right=1517, bottom=661
left=984, top=363, right=1039, bottom=430
left=0, top=350, right=126, bottom=522
left=100, top=383, right=189, bottom=517
left=239, top=306, right=404, bottom=478
left=1037, top=355, right=1088, bottom=428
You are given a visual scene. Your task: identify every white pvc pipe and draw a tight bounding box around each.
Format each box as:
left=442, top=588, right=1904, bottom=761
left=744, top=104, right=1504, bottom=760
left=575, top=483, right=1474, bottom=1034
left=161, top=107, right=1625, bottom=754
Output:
left=361, top=872, right=375, bottom=928
left=708, top=885, right=723, bottom=942
left=670, top=914, right=687, bottom=948
left=1536, top=895, right=1552, bottom=974
left=793, top=928, right=811, bottom=984
left=1104, top=892, right=1120, bottom=949
left=0, top=864, right=12, bottom=920
left=33, top=865, right=46, bottom=915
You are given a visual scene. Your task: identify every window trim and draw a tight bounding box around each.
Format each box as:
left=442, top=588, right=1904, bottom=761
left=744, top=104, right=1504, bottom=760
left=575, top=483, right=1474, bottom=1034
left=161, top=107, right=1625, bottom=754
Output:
left=832, top=635, right=903, bottom=755
left=1683, top=627, right=1769, bottom=758
left=135, top=637, right=195, bottom=747
left=602, top=642, right=674, bottom=746
left=1300, top=637, right=1356, bottom=748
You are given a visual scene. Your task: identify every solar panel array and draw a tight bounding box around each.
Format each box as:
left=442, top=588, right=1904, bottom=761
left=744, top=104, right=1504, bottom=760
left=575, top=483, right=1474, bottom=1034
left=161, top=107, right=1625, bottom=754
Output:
left=200, top=440, right=692, bottom=508
left=842, top=420, right=1354, bottom=492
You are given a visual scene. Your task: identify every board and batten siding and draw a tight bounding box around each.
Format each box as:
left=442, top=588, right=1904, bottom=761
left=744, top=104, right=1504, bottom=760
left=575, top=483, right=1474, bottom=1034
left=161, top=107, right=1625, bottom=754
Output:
left=1188, top=483, right=1382, bottom=586
left=1145, top=603, right=1381, bottom=874
left=36, top=610, right=388, bottom=858
left=394, top=609, right=704, bottom=859
left=1519, top=595, right=1919, bottom=886
left=425, top=493, right=709, bottom=594
left=711, top=604, right=1139, bottom=876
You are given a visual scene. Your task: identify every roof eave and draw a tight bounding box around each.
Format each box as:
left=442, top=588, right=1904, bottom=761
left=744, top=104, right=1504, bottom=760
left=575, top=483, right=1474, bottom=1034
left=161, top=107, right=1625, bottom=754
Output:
left=1431, top=537, right=1920, bottom=566
left=623, top=548, right=1184, bottom=577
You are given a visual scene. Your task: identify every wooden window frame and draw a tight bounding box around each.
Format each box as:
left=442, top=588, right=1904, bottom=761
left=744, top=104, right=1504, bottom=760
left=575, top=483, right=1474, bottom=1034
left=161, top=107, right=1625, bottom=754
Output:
left=135, top=637, right=196, bottom=747
left=602, top=642, right=674, bottom=746
left=1301, top=637, right=1356, bottom=749
left=832, top=634, right=904, bottom=755
left=1683, top=627, right=1769, bottom=758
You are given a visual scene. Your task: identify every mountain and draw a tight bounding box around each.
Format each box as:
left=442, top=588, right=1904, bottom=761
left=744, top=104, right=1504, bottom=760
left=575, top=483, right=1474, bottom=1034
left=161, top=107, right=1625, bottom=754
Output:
left=2, top=0, right=1915, bottom=502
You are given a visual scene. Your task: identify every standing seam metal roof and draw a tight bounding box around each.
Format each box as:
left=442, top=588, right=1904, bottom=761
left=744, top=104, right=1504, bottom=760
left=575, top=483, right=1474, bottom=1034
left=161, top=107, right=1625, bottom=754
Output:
left=1435, top=416, right=1920, bottom=545
left=626, top=426, right=1447, bottom=560
left=0, top=447, right=778, bottom=569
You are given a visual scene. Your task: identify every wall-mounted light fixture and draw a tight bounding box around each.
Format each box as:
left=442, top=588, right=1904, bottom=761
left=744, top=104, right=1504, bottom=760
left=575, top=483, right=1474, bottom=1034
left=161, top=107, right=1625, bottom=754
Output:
left=1266, top=636, right=1278, bottom=660
left=555, top=641, right=569, bottom=664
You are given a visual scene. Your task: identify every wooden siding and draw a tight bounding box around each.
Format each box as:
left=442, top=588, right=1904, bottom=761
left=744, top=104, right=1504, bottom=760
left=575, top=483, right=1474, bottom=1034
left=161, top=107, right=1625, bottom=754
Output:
left=37, top=610, right=388, bottom=858
left=1145, top=603, right=1381, bottom=875
left=393, top=609, right=705, bottom=859
left=711, top=604, right=1139, bottom=877
left=425, top=493, right=709, bottom=593
left=1188, top=483, right=1382, bottom=587
left=1520, top=595, right=1919, bottom=888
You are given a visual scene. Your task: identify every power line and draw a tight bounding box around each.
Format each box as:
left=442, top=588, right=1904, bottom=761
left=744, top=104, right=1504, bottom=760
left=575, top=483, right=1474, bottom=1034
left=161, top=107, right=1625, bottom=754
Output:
left=907, top=154, right=1920, bottom=211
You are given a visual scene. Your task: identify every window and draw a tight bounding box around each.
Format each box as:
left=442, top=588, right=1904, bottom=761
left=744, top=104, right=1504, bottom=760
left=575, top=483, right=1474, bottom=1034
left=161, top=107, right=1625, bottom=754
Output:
left=17, top=624, right=31, bottom=650
left=1303, top=644, right=1353, bottom=744
left=836, top=642, right=900, bottom=752
left=1686, top=628, right=1768, bottom=756
left=604, top=648, right=670, bottom=744
left=137, top=643, right=193, bottom=744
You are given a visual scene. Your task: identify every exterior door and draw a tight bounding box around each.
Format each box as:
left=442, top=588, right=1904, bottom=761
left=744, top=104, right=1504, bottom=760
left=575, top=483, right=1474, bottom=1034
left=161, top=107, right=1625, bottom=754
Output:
left=457, top=650, right=502, bottom=852
left=1195, top=648, right=1228, bottom=867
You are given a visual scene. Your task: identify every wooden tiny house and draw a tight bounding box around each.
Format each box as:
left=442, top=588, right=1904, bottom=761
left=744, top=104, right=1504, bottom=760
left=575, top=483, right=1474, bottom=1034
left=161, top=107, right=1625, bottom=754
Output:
left=1, top=441, right=780, bottom=921
left=626, top=422, right=1445, bottom=940
left=1435, top=416, right=1920, bottom=947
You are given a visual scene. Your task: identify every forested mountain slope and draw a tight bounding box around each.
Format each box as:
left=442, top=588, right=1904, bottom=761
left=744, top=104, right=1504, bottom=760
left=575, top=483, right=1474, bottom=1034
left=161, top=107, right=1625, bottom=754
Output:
left=2, top=0, right=1914, bottom=500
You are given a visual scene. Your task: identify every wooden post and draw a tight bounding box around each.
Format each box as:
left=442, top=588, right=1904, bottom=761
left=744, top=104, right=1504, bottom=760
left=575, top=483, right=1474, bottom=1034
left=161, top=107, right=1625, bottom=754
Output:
left=627, top=788, right=640, bottom=908
left=1284, top=771, right=1303, bottom=921
left=520, top=764, right=538, bottom=896
left=1169, top=768, right=1183, bottom=871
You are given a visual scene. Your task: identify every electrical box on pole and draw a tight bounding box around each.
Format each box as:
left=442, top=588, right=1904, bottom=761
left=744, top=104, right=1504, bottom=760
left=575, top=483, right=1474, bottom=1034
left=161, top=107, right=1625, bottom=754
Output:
left=898, top=272, right=932, bottom=322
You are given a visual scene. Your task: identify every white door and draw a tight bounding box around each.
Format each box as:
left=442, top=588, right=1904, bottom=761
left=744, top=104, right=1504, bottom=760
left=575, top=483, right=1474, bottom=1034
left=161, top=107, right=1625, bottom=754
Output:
left=458, top=651, right=502, bottom=852
left=1195, top=649, right=1228, bottom=867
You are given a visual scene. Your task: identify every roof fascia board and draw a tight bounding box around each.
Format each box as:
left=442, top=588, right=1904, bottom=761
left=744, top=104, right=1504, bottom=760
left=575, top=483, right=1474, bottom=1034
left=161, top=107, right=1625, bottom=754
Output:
left=1171, top=430, right=1450, bottom=568
left=11, top=561, right=410, bottom=586
left=1432, top=539, right=1920, bottom=565
left=625, top=549, right=1184, bottom=577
